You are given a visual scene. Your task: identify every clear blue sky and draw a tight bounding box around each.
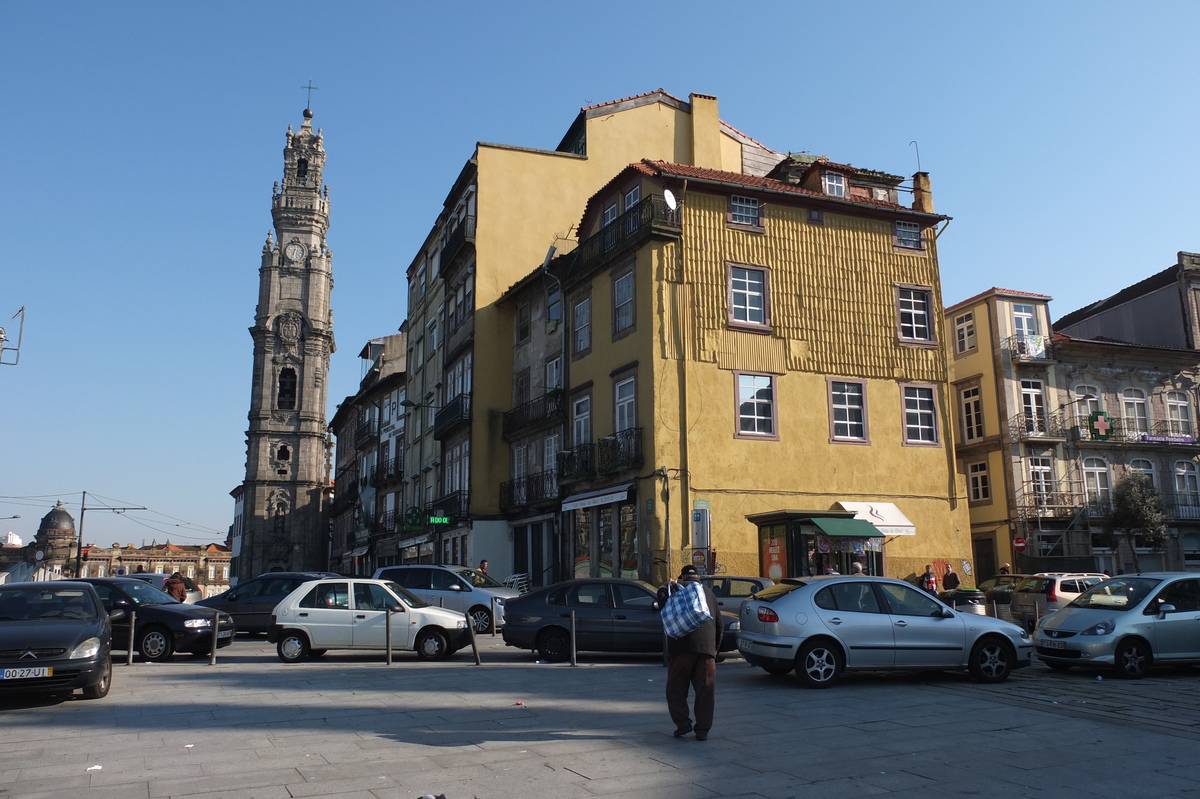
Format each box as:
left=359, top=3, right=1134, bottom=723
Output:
left=2, top=1, right=1197, bottom=547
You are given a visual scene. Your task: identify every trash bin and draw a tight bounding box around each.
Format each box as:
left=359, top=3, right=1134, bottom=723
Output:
left=946, top=589, right=987, bottom=615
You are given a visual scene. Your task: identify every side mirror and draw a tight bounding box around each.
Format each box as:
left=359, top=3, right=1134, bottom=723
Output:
left=941, top=607, right=956, bottom=618
left=449, top=584, right=463, bottom=592
left=108, top=608, right=127, bottom=622
left=389, top=604, right=405, bottom=613
left=1158, top=602, right=1177, bottom=618
left=652, top=601, right=661, bottom=611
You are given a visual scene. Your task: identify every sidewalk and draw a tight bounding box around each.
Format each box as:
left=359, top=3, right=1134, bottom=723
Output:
left=3, top=637, right=1200, bottom=798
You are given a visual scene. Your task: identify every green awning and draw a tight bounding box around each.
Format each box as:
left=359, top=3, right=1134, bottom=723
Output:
left=810, top=517, right=885, bottom=538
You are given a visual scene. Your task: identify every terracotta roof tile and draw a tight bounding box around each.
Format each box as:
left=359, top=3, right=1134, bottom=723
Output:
left=945, top=287, right=1053, bottom=313
left=581, top=88, right=684, bottom=112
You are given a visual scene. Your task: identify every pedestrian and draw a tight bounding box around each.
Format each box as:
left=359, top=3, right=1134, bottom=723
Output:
left=478, top=559, right=488, bottom=575
left=919, top=565, right=938, bottom=594
left=850, top=561, right=865, bottom=575
left=999, top=563, right=1011, bottom=575
left=656, top=565, right=722, bottom=741
left=824, top=564, right=840, bottom=575
left=165, top=571, right=188, bottom=602
left=943, top=563, right=960, bottom=591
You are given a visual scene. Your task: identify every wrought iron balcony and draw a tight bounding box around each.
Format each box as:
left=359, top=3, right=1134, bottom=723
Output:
left=1014, top=482, right=1083, bottom=520
left=440, top=215, right=476, bottom=278
left=354, top=417, right=378, bottom=447
left=375, top=509, right=399, bottom=533
left=1002, top=333, right=1054, bottom=360
left=1165, top=494, right=1200, bottom=520
left=597, top=427, right=643, bottom=473
left=499, top=469, right=560, bottom=512
left=374, top=455, right=404, bottom=485
left=1009, top=409, right=1070, bottom=441
left=433, top=393, right=471, bottom=441
left=565, top=197, right=680, bottom=283
left=331, top=478, right=358, bottom=512
left=557, top=443, right=595, bottom=481
left=427, top=490, right=470, bottom=524
left=503, top=391, right=565, bottom=440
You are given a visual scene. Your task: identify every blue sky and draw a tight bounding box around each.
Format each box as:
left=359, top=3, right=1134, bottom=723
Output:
left=2, top=1, right=1197, bottom=547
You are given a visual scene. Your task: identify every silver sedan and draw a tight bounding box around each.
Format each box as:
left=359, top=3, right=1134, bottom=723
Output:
left=737, top=575, right=1032, bottom=687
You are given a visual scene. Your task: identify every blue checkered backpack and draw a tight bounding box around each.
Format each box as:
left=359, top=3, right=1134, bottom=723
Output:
left=660, top=580, right=713, bottom=638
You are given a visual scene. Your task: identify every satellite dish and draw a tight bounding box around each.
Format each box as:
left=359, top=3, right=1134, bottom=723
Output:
left=663, top=189, right=677, bottom=210
left=541, top=245, right=557, bottom=271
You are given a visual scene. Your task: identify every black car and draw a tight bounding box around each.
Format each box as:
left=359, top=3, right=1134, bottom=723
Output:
left=196, top=572, right=339, bottom=634
left=0, top=581, right=117, bottom=700
left=501, top=578, right=739, bottom=662
left=79, top=578, right=235, bottom=662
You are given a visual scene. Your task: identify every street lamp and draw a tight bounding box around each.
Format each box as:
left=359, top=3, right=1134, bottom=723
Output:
left=400, top=399, right=442, bottom=410
left=0, top=515, right=20, bottom=520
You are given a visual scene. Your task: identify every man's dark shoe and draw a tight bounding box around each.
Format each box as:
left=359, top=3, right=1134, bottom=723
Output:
left=673, top=726, right=693, bottom=738
left=695, top=731, right=708, bottom=741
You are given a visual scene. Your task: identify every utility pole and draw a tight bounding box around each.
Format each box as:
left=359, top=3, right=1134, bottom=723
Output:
left=75, top=491, right=146, bottom=576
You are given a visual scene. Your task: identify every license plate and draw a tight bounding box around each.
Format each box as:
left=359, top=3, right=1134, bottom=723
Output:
left=740, top=641, right=753, bottom=652
left=1, top=666, right=52, bottom=679
left=217, top=629, right=233, bottom=639
left=1042, top=640, right=1067, bottom=650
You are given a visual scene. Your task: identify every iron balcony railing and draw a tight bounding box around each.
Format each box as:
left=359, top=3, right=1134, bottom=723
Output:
left=440, top=215, right=476, bottom=278
left=376, top=509, right=398, bottom=533
left=1010, top=409, right=1070, bottom=440
left=331, top=477, right=358, bottom=512
left=1070, top=415, right=1197, bottom=444
left=503, top=391, right=565, bottom=439
left=374, top=455, right=404, bottom=485
left=1014, top=481, right=1083, bottom=519
left=499, top=469, right=560, bottom=511
left=426, top=490, right=470, bottom=524
left=565, top=196, right=680, bottom=283
left=1002, top=333, right=1053, bottom=360
left=557, top=443, right=595, bottom=481
left=597, top=427, right=643, bottom=473
left=354, top=416, right=379, bottom=447
left=433, top=393, right=472, bottom=440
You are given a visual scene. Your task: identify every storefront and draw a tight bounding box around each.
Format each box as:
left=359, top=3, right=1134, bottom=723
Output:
left=748, top=510, right=885, bottom=579
left=561, top=482, right=639, bottom=579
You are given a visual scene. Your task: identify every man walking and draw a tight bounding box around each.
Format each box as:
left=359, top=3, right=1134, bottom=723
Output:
left=657, top=565, right=723, bottom=741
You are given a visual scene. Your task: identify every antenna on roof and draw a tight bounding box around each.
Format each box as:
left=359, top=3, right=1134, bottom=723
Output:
left=909, top=140, right=922, bottom=173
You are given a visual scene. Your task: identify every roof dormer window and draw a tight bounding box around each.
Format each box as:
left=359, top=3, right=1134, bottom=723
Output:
left=822, top=172, right=847, bottom=198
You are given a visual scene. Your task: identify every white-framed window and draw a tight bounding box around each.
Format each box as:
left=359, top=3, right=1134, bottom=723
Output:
left=208, top=565, right=215, bottom=580
left=953, top=312, right=975, bottom=354
left=602, top=203, right=618, bottom=227
left=623, top=185, right=640, bottom=211
left=543, top=434, right=559, bottom=474
left=1176, top=462, right=1200, bottom=507
left=1020, top=380, right=1046, bottom=434
left=1129, top=458, right=1155, bottom=487
left=895, top=220, right=922, bottom=249
left=902, top=385, right=938, bottom=444
left=728, top=264, right=769, bottom=329
left=822, top=171, right=847, bottom=197
left=1013, top=303, right=1037, bottom=339
left=897, top=287, right=934, bottom=342
left=736, top=373, right=776, bottom=437
left=516, top=303, right=531, bottom=344
left=1074, top=385, right=1102, bottom=422
left=547, top=288, right=562, bottom=323
left=1029, top=457, right=1054, bottom=505
left=829, top=380, right=867, bottom=441
left=960, top=386, right=984, bottom=441
left=1167, top=391, right=1193, bottom=436
left=615, top=377, right=636, bottom=432
left=1123, top=388, right=1149, bottom=433
left=187, top=566, right=195, bottom=579
left=572, top=396, right=591, bottom=446
left=222, top=566, right=229, bottom=580
left=1084, top=457, right=1111, bottom=508
left=968, top=462, right=991, bottom=502
left=730, top=195, right=760, bottom=226
left=545, top=357, right=562, bottom=391
left=427, top=318, right=439, bottom=353
left=613, top=271, right=634, bottom=334
left=573, top=298, right=591, bottom=354
left=513, top=444, right=528, bottom=478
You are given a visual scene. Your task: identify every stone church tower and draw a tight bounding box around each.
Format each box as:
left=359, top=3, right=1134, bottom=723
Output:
left=235, top=107, right=335, bottom=581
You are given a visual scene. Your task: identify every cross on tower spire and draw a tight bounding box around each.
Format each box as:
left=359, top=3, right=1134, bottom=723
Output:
left=301, top=79, right=319, bottom=109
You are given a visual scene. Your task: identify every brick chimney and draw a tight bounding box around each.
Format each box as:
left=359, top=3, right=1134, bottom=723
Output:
left=912, top=172, right=933, bottom=213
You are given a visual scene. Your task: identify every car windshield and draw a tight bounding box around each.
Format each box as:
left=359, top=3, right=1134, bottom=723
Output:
left=1070, top=577, right=1161, bottom=611
left=118, top=581, right=181, bottom=606
left=454, top=568, right=504, bottom=588
left=0, top=586, right=99, bottom=620
left=385, top=582, right=430, bottom=609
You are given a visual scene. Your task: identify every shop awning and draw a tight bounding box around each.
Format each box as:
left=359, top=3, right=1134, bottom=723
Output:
left=811, top=517, right=885, bottom=538
left=835, top=502, right=916, bottom=536
left=561, top=482, right=635, bottom=513
left=342, top=545, right=369, bottom=559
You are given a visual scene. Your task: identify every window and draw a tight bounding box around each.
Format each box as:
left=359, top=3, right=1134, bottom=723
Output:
left=277, top=368, right=297, bottom=410
left=427, top=318, right=439, bottom=353
left=1084, top=457, right=1111, bottom=509
left=1028, top=457, right=1054, bottom=505
left=545, top=357, right=562, bottom=391
left=613, top=271, right=634, bottom=334
left=822, top=171, right=847, bottom=198
left=953, top=312, right=976, bottom=354
left=728, top=264, right=769, bottom=330
left=968, top=462, right=991, bottom=502
left=1123, top=388, right=1149, bottom=433
left=807, top=207, right=824, bottom=225
left=572, top=396, right=591, bottom=445
left=602, top=203, right=618, bottom=227
left=615, top=377, right=636, bottom=432
left=895, top=220, right=923, bottom=249
left=896, top=287, right=934, bottom=343
left=547, top=288, right=562, bottom=324
left=513, top=445, right=528, bottom=478
left=572, top=298, right=591, bottom=355
left=1167, top=391, right=1193, bottom=436
left=1013, top=303, right=1037, bottom=343
left=1176, top=462, right=1200, bottom=506
left=515, top=371, right=530, bottom=405
left=736, top=373, right=776, bottom=437
left=829, top=380, right=867, bottom=442
left=902, top=385, right=938, bottom=444
left=1074, top=385, right=1101, bottom=422
left=1020, top=380, right=1046, bottom=434
left=516, top=303, right=531, bottom=344
left=729, top=195, right=761, bottom=227
left=543, top=434, right=559, bottom=474
left=960, top=386, right=984, bottom=441
left=1129, top=459, right=1155, bottom=487
left=623, top=185, right=640, bottom=211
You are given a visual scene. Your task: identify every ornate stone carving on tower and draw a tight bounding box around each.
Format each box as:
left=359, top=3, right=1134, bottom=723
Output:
left=233, top=107, right=335, bottom=581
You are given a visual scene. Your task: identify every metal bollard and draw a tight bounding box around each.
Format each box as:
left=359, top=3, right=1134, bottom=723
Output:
left=490, top=597, right=497, bottom=637
left=467, top=616, right=481, bottom=665
left=209, top=610, right=220, bottom=665
left=569, top=610, right=577, bottom=667
left=126, top=609, right=136, bottom=666
left=385, top=609, right=393, bottom=665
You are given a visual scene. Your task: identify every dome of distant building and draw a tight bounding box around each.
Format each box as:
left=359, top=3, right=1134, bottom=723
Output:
left=38, top=500, right=75, bottom=533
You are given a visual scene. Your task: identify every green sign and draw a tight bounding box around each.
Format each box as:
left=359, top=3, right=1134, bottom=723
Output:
left=429, top=515, right=450, bottom=526
left=405, top=506, right=422, bottom=526
left=1089, top=410, right=1113, bottom=440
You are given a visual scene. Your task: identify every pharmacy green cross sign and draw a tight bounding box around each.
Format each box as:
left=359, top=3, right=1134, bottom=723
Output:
left=1089, top=410, right=1112, bottom=440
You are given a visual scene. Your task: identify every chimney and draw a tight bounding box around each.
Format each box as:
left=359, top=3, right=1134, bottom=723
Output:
left=912, top=172, right=933, bottom=214
left=689, top=93, right=721, bottom=169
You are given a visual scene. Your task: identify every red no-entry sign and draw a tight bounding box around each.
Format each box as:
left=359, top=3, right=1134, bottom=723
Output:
left=1013, top=537, right=1027, bottom=553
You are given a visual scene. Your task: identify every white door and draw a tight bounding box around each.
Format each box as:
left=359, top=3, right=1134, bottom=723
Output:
left=294, top=582, right=355, bottom=647
left=351, top=582, right=414, bottom=649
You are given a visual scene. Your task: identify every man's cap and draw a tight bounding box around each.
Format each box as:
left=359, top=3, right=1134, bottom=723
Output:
left=679, top=565, right=699, bottom=578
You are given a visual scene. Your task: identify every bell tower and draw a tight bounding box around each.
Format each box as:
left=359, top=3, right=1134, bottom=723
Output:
left=235, top=107, right=335, bottom=581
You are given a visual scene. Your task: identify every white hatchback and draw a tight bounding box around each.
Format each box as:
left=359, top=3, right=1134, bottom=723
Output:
left=269, top=578, right=470, bottom=662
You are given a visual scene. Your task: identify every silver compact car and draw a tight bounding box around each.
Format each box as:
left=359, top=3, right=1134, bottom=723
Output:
left=1034, top=572, right=1200, bottom=679
left=738, top=575, right=1032, bottom=687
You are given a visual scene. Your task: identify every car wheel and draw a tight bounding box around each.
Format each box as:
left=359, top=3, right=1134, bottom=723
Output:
left=968, top=636, right=1014, bottom=683
left=81, top=658, right=112, bottom=700
left=762, top=664, right=793, bottom=676
left=1044, top=660, right=1071, bottom=672
left=468, top=606, right=493, bottom=634
left=796, top=639, right=842, bottom=688
left=138, top=626, right=174, bottom=662
left=415, top=628, right=450, bottom=661
left=307, top=649, right=327, bottom=659
left=536, top=627, right=571, bottom=662
left=277, top=631, right=311, bottom=663
left=1112, top=639, right=1150, bottom=679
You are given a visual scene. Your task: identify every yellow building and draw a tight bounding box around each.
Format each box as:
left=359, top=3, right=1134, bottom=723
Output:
left=500, top=155, right=973, bottom=586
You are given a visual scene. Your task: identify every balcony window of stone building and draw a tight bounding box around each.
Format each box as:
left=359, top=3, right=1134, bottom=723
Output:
left=1074, top=385, right=1102, bottom=422
left=615, top=377, right=636, bottom=432
left=1020, top=380, right=1047, bottom=434
left=543, top=433, right=559, bottom=474
left=572, top=396, right=591, bottom=445
left=545, top=357, right=562, bottom=391
left=968, top=462, right=991, bottom=502
left=736, top=372, right=777, bottom=439
left=1029, top=457, right=1054, bottom=504
left=573, top=298, right=591, bottom=356
left=896, top=286, right=935, bottom=344
left=277, top=368, right=297, bottom=410
left=727, top=264, right=770, bottom=332
left=515, top=370, right=530, bottom=406
left=1084, top=457, right=1111, bottom=509
left=1013, top=304, right=1037, bottom=345
left=603, top=203, right=618, bottom=228
left=1129, top=459, right=1155, bottom=487
left=623, top=185, right=640, bottom=212
left=953, top=312, right=976, bottom=354
left=960, top=386, right=984, bottom=441
left=1167, top=391, right=1193, bottom=436
left=613, top=269, right=635, bottom=336
left=1175, top=462, right=1200, bottom=507
left=902, top=384, right=939, bottom=445
left=1123, top=388, right=1149, bottom=433
left=427, top=317, right=439, bottom=354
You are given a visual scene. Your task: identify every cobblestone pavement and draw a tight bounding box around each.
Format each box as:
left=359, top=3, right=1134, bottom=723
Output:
left=3, top=636, right=1200, bottom=799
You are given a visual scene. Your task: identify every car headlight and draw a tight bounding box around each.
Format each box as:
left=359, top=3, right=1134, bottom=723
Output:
left=494, top=598, right=505, bottom=606
left=70, top=637, right=101, bottom=659
left=456, top=619, right=467, bottom=629
left=1080, top=618, right=1116, bottom=636
left=1015, top=627, right=1030, bottom=640
left=184, top=618, right=213, bottom=628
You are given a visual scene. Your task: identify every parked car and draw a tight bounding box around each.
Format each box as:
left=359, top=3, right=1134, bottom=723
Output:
left=372, top=564, right=519, bottom=633
left=1011, top=573, right=1108, bottom=630
left=695, top=575, right=773, bottom=613
left=1035, top=572, right=1200, bottom=678
left=0, top=581, right=117, bottom=700
left=501, top=578, right=740, bottom=662
left=737, top=575, right=1032, bottom=687
left=268, top=578, right=470, bottom=662
left=196, top=572, right=340, bottom=634
left=977, top=574, right=1033, bottom=605
left=125, top=572, right=202, bottom=603
left=79, top=578, right=236, bottom=661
